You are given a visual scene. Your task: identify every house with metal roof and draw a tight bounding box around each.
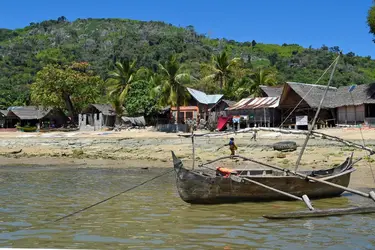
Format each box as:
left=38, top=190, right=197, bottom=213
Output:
left=227, top=82, right=339, bottom=129
left=226, top=97, right=281, bottom=128
left=170, top=88, right=224, bottom=123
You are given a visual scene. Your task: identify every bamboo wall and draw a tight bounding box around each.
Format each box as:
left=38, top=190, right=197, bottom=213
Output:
left=337, top=105, right=365, bottom=125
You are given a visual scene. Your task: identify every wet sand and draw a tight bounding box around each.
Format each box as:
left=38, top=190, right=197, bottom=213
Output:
left=0, top=128, right=375, bottom=188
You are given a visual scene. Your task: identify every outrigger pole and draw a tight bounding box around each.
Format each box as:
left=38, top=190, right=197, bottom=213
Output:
left=199, top=153, right=375, bottom=201
left=295, top=54, right=340, bottom=171
left=181, top=127, right=375, bottom=155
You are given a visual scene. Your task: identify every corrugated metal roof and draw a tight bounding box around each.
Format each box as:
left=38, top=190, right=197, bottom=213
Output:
left=187, top=87, right=223, bottom=105
left=227, top=97, right=280, bottom=110
left=0, top=110, right=7, bottom=117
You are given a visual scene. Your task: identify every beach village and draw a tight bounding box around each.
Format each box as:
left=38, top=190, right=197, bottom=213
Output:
left=1, top=80, right=375, bottom=190
left=2, top=6, right=375, bottom=248
left=2, top=82, right=375, bottom=133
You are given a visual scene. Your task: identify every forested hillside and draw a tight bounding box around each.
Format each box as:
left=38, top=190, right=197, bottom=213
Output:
left=1, top=17, right=375, bottom=110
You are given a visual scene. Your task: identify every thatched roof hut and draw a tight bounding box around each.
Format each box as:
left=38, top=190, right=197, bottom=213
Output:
left=5, top=106, right=67, bottom=127
left=82, top=104, right=116, bottom=116
left=333, top=83, right=375, bottom=107
left=260, top=85, right=283, bottom=97
left=279, top=82, right=337, bottom=109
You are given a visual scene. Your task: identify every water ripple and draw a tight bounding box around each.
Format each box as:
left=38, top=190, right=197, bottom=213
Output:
left=0, top=166, right=374, bottom=249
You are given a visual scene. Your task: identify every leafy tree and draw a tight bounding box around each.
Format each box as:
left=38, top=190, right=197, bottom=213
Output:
left=204, top=51, right=240, bottom=92
left=156, top=55, right=192, bottom=126
left=36, top=47, right=75, bottom=66
left=368, top=3, right=375, bottom=38
left=30, top=62, right=104, bottom=122
left=245, top=68, right=278, bottom=97
left=57, top=16, right=68, bottom=23
left=1, top=17, right=375, bottom=110
left=251, top=40, right=257, bottom=47
left=106, top=60, right=138, bottom=103
left=268, top=52, right=279, bottom=66
left=124, top=79, right=158, bottom=117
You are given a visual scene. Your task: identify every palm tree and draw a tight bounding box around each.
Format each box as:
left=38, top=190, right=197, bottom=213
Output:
left=204, top=51, right=240, bottom=92
left=248, top=67, right=277, bottom=97
left=110, top=96, right=125, bottom=125
left=156, top=55, right=192, bottom=130
left=107, top=60, right=137, bottom=103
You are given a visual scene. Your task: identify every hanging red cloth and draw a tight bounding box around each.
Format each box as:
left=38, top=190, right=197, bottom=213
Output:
left=217, top=116, right=232, bottom=131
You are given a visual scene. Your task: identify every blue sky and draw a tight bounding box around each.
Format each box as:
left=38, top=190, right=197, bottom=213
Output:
left=1, top=0, right=374, bottom=57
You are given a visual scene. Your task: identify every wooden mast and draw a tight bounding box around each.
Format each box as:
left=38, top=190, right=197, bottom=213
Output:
left=191, top=130, right=195, bottom=170
left=294, top=54, right=340, bottom=171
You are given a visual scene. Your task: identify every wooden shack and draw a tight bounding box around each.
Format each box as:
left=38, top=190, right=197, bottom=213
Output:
left=278, top=82, right=337, bottom=129
left=226, top=97, right=281, bottom=128
left=333, top=83, right=375, bottom=125
left=6, top=106, right=68, bottom=129
left=79, top=104, right=116, bottom=131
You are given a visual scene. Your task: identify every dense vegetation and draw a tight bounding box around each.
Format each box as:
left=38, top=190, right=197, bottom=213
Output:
left=1, top=17, right=375, bottom=115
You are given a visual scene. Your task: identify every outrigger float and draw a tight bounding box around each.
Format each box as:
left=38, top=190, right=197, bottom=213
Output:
left=172, top=53, right=375, bottom=219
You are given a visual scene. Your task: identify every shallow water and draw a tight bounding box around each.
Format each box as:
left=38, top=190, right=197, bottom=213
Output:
left=0, top=166, right=374, bottom=249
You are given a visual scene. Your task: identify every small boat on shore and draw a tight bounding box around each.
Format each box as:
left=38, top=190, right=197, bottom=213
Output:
left=172, top=151, right=355, bottom=204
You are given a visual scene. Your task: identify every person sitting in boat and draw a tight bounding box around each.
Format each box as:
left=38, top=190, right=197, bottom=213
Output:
left=227, top=137, right=238, bottom=156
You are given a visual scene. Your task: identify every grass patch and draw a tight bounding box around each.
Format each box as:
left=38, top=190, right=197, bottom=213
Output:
left=72, top=149, right=84, bottom=158
left=276, top=152, right=286, bottom=158
left=365, top=156, right=375, bottom=163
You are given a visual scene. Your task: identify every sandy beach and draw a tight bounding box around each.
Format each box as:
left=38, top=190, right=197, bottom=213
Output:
left=0, top=127, right=375, bottom=188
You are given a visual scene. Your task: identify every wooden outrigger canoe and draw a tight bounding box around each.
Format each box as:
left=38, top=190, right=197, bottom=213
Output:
left=171, top=54, right=375, bottom=218
left=172, top=151, right=355, bottom=204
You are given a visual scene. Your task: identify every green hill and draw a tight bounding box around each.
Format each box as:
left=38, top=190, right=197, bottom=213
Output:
left=1, top=17, right=375, bottom=109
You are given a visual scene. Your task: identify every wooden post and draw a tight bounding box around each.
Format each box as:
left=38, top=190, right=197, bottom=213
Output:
left=370, top=191, right=375, bottom=202
left=295, top=55, right=340, bottom=171
left=302, top=195, right=314, bottom=211
left=263, top=108, right=266, bottom=127
left=191, top=131, right=195, bottom=170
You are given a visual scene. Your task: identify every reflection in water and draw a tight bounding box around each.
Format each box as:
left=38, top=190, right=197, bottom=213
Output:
left=0, top=166, right=374, bottom=249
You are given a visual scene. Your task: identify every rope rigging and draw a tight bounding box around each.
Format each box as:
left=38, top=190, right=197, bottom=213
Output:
left=189, top=53, right=374, bottom=175
left=19, top=169, right=174, bottom=231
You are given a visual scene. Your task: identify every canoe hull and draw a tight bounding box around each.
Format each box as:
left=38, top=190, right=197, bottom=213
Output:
left=175, top=167, right=351, bottom=204
left=172, top=152, right=354, bottom=204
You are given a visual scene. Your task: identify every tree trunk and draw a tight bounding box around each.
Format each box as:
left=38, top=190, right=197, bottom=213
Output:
left=219, top=75, right=224, bottom=93
left=115, top=115, right=122, bottom=125
left=63, top=93, right=76, bottom=124
left=176, top=92, right=180, bottom=132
